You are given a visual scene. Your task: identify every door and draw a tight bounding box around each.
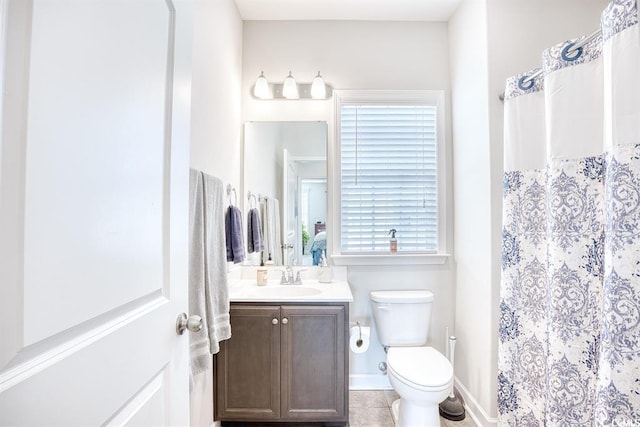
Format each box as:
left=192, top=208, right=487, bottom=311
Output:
left=0, top=0, right=193, bottom=425
left=215, top=305, right=281, bottom=421
left=282, top=149, right=297, bottom=265
left=281, top=305, right=347, bottom=422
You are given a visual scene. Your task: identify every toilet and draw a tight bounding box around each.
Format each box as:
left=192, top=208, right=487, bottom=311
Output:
left=370, top=290, right=453, bottom=427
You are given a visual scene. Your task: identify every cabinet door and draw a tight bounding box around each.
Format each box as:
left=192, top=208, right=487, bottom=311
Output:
left=215, top=305, right=281, bottom=421
left=281, top=305, right=347, bottom=421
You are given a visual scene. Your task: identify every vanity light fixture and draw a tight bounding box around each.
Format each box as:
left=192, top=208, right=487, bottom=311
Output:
left=251, top=70, right=333, bottom=100
left=253, top=71, right=270, bottom=99
left=282, top=71, right=299, bottom=99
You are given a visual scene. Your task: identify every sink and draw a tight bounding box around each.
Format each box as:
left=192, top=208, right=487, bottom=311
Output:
left=250, top=286, right=322, bottom=298
left=229, top=278, right=353, bottom=302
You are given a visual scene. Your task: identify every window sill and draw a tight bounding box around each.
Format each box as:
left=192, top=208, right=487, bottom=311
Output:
left=330, top=253, right=450, bottom=266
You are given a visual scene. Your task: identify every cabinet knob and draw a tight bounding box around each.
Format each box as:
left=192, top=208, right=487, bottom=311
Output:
left=272, top=318, right=279, bottom=325
left=282, top=318, right=289, bottom=325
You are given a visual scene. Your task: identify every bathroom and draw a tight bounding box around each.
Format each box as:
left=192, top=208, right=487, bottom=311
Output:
left=192, top=0, right=612, bottom=425
left=1, top=0, right=636, bottom=426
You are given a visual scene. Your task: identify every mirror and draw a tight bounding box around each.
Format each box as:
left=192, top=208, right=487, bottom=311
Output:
left=243, top=122, right=327, bottom=266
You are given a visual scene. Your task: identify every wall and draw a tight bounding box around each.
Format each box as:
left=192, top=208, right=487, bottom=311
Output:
left=449, top=0, right=610, bottom=424
left=302, top=181, right=327, bottom=231
left=242, top=20, right=455, bottom=388
left=243, top=122, right=281, bottom=201
left=448, top=0, right=493, bottom=423
left=242, top=20, right=451, bottom=123
left=188, top=1, right=243, bottom=426
left=190, top=0, right=243, bottom=188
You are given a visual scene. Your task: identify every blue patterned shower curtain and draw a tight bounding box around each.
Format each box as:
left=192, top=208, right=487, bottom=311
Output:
left=499, top=0, right=640, bottom=425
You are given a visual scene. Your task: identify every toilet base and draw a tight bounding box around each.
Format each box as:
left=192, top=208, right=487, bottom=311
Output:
left=391, top=399, right=400, bottom=424
left=391, top=398, right=442, bottom=427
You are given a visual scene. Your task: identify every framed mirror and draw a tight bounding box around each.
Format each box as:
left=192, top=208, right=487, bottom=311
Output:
left=243, top=121, right=327, bottom=266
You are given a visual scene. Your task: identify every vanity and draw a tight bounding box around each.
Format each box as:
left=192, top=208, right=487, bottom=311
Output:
left=214, top=269, right=353, bottom=426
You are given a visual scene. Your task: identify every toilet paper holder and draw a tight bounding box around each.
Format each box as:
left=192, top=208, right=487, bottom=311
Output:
left=350, top=321, right=367, bottom=345
left=355, top=321, right=363, bottom=347
left=349, top=321, right=370, bottom=353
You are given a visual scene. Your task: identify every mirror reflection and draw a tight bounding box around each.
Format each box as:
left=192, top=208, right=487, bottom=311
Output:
left=243, top=121, right=327, bottom=266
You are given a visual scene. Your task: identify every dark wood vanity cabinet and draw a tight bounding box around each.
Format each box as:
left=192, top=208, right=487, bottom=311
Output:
left=215, top=302, right=348, bottom=425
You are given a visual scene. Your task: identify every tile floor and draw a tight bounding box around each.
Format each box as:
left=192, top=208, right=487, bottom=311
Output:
left=349, top=390, right=477, bottom=427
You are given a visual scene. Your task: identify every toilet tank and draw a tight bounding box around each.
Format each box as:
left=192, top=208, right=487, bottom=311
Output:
left=370, top=290, right=434, bottom=346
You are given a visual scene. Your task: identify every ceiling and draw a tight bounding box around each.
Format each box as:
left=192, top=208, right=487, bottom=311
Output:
left=233, top=0, right=462, bottom=22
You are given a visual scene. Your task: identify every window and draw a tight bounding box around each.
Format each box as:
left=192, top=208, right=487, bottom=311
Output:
left=334, top=91, right=445, bottom=256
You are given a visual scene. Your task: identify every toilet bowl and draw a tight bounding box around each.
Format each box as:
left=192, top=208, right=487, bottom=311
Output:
left=387, top=346, right=453, bottom=427
left=370, top=290, right=454, bottom=427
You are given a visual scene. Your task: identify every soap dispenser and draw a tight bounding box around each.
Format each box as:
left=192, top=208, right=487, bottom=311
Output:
left=265, top=253, right=274, bottom=266
left=388, top=229, right=398, bottom=254
left=318, top=250, right=333, bottom=283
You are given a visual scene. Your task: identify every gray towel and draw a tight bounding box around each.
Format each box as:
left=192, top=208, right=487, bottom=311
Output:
left=225, top=205, right=245, bottom=263
left=189, top=169, right=231, bottom=378
left=247, top=208, right=264, bottom=253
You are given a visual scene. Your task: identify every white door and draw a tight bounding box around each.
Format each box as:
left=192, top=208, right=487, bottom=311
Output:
left=0, top=0, right=193, bottom=425
left=282, top=149, right=298, bottom=266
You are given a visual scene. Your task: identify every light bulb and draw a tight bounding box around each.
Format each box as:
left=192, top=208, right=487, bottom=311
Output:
left=282, top=71, right=299, bottom=99
left=253, top=71, right=270, bottom=99
left=310, top=71, right=326, bottom=99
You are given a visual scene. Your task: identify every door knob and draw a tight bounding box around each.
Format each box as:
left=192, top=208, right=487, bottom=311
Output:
left=176, top=313, right=203, bottom=335
left=272, top=318, right=279, bottom=325
left=282, top=318, right=289, bottom=325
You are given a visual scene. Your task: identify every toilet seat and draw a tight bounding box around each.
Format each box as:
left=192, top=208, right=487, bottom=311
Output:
left=387, top=346, right=453, bottom=391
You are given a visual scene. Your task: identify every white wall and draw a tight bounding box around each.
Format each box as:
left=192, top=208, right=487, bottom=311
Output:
left=242, top=21, right=451, bottom=122
left=188, top=1, right=243, bottom=426
left=243, top=122, right=281, bottom=201
left=449, top=0, right=610, bottom=424
left=448, top=0, right=494, bottom=423
left=242, top=20, right=455, bottom=388
left=190, top=0, right=243, bottom=188
left=303, top=181, right=327, bottom=229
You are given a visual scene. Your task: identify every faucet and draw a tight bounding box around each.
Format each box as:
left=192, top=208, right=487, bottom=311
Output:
left=281, top=266, right=294, bottom=285
left=292, top=270, right=304, bottom=285
left=280, top=266, right=305, bottom=285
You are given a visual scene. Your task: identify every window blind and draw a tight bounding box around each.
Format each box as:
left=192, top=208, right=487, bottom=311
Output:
left=340, top=104, right=438, bottom=253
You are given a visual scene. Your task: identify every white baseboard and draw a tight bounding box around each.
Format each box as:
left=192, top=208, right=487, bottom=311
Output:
left=454, top=376, right=498, bottom=427
left=349, top=373, right=393, bottom=390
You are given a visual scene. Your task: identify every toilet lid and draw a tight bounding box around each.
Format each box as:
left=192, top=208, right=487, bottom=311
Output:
left=370, top=290, right=434, bottom=303
left=387, top=346, right=453, bottom=388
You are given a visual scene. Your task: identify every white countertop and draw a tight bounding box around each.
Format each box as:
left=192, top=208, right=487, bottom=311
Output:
left=229, top=278, right=354, bottom=303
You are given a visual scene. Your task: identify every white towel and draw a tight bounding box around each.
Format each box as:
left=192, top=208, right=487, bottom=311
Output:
left=261, top=197, right=282, bottom=265
left=188, top=169, right=231, bottom=378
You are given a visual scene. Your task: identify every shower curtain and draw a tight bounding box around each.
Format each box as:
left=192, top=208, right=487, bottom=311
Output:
left=499, top=0, right=640, bottom=425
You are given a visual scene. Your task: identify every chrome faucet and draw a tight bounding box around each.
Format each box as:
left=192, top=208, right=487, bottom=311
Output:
left=280, top=266, right=304, bottom=285
left=281, top=266, right=295, bottom=285
left=292, top=271, right=303, bottom=285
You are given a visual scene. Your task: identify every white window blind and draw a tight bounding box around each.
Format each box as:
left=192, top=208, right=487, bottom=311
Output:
left=340, top=104, right=438, bottom=253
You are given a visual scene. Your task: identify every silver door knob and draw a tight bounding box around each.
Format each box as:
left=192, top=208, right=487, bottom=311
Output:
left=176, top=313, right=203, bottom=335
left=272, top=318, right=279, bottom=325
left=282, top=318, right=289, bottom=325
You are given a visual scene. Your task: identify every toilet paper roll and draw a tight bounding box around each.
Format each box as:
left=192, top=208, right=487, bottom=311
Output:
left=349, top=325, right=370, bottom=353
